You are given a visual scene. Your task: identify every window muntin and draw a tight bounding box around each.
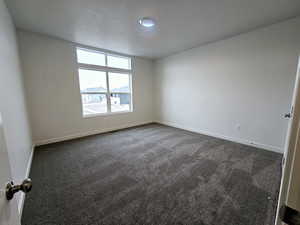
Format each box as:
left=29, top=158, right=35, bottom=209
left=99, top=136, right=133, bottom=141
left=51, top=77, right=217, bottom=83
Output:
left=76, top=47, right=132, bottom=116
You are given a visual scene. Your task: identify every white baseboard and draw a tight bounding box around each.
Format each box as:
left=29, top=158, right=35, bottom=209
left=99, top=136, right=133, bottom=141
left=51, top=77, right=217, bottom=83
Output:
left=156, top=120, right=283, bottom=153
left=34, top=121, right=154, bottom=146
left=18, top=145, right=35, bottom=216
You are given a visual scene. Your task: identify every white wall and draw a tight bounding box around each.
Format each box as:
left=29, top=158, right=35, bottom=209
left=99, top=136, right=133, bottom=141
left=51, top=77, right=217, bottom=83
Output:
left=18, top=31, right=154, bottom=145
left=0, top=0, right=32, bottom=192
left=154, top=17, right=300, bottom=153
left=16, top=16, right=300, bottom=153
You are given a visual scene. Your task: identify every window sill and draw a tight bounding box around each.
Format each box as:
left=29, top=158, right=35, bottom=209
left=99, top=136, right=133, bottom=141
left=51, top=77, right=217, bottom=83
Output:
left=83, top=110, right=133, bottom=119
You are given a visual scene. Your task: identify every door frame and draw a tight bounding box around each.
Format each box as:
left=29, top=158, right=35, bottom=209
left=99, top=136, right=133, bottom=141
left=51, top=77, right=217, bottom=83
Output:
left=275, top=56, right=300, bottom=225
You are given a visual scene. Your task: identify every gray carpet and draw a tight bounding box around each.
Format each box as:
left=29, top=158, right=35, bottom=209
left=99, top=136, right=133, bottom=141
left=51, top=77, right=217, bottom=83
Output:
left=22, top=123, right=282, bottom=225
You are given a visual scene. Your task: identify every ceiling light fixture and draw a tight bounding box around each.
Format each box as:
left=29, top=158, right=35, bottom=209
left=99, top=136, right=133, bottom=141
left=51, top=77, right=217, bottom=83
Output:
left=138, top=17, right=156, bottom=28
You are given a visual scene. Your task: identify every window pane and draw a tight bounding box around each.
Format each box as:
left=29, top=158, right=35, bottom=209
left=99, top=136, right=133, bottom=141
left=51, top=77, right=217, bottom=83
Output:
left=109, top=73, right=130, bottom=92
left=81, top=94, right=107, bottom=115
left=110, top=93, right=131, bottom=112
left=107, top=55, right=131, bottom=70
left=76, top=48, right=105, bottom=66
left=78, top=69, right=107, bottom=93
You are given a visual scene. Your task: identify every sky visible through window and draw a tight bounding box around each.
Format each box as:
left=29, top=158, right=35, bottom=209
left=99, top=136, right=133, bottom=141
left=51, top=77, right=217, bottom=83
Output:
left=77, top=48, right=105, bottom=66
left=79, top=69, right=130, bottom=92
left=109, top=73, right=130, bottom=92
left=78, top=69, right=107, bottom=92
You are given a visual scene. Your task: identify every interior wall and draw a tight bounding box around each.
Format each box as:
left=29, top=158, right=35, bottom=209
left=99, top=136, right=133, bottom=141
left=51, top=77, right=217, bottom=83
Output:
left=16, top=16, right=300, bottom=153
left=154, top=17, right=300, bottom=153
left=18, top=30, right=154, bottom=145
left=0, top=0, right=32, bottom=188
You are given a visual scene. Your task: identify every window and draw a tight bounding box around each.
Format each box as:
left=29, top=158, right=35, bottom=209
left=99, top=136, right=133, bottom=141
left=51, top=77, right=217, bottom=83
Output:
left=76, top=47, right=132, bottom=117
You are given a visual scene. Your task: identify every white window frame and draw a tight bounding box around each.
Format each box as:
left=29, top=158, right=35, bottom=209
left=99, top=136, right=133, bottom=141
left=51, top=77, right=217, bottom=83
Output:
left=76, top=47, right=133, bottom=118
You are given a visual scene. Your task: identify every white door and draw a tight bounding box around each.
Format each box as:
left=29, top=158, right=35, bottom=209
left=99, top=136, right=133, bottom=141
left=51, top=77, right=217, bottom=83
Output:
left=275, top=57, right=300, bottom=225
left=0, top=112, right=20, bottom=225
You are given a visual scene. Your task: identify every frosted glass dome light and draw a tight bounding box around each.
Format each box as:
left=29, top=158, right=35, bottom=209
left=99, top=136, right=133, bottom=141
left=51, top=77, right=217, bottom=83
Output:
left=138, top=17, right=156, bottom=28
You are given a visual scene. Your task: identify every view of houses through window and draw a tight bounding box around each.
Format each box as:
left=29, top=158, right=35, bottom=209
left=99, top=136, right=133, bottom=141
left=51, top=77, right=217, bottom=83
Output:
left=76, top=48, right=132, bottom=116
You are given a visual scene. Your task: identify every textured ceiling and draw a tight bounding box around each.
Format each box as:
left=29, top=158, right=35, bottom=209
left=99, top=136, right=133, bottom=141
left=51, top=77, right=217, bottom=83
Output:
left=6, top=0, right=300, bottom=58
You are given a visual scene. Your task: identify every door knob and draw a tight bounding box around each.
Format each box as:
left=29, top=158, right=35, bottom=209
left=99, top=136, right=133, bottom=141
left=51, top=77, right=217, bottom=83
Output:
left=6, top=178, right=32, bottom=200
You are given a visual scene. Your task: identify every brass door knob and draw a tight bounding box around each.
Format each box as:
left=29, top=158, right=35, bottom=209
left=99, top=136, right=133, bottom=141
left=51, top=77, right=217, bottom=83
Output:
left=6, top=178, right=32, bottom=200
